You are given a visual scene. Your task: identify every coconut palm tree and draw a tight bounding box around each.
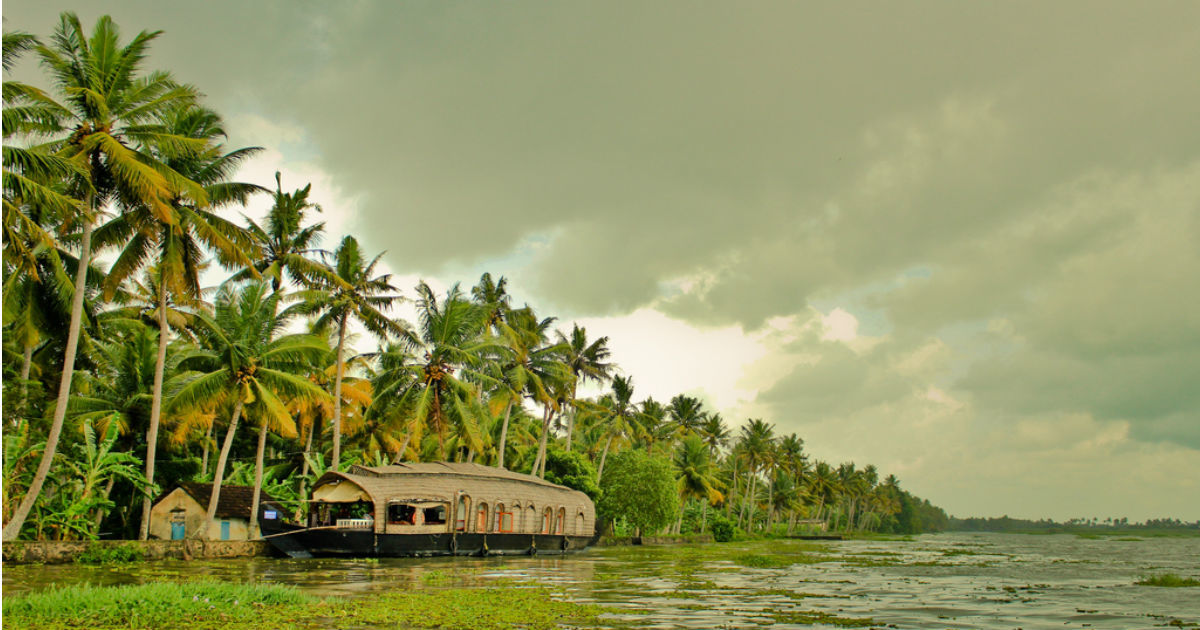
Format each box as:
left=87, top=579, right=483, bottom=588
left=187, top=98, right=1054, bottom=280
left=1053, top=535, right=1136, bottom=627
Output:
left=736, top=418, right=775, bottom=528
left=370, top=282, right=497, bottom=461
left=169, top=281, right=329, bottom=538
left=698, top=413, right=730, bottom=457
left=96, top=103, right=263, bottom=539
left=235, top=172, right=327, bottom=292
left=490, top=306, right=568, bottom=470
left=557, top=324, right=612, bottom=452
left=294, top=236, right=407, bottom=469
left=667, top=394, right=707, bottom=438
left=594, top=375, right=637, bottom=482
left=4, top=13, right=207, bottom=541
left=674, top=434, right=723, bottom=533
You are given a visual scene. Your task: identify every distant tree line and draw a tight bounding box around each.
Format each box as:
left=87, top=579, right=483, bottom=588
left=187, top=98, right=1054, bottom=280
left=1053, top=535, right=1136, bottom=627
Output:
left=949, top=515, right=1200, bottom=533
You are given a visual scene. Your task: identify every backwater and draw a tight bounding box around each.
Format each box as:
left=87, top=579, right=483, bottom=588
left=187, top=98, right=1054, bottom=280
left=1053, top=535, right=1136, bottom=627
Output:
left=4, top=532, right=1199, bottom=629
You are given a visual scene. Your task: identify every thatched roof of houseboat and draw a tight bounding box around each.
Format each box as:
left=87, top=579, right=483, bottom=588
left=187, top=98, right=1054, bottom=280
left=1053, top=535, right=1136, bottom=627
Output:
left=313, top=462, right=591, bottom=508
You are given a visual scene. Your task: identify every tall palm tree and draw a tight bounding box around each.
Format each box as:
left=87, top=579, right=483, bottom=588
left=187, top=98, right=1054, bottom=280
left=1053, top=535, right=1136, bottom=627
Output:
left=4, top=13, right=206, bottom=541
left=96, top=103, right=263, bottom=539
left=674, top=434, right=723, bottom=534
left=471, top=272, right=511, bottom=333
left=491, top=306, right=567, bottom=470
left=296, top=236, right=406, bottom=469
left=667, top=394, right=707, bottom=438
left=698, top=413, right=730, bottom=457
left=736, top=418, right=775, bottom=528
left=557, top=324, right=612, bottom=452
left=169, top=281, right=329, bottom=538
left=369, top=282, right=497, bottom=461
left=235, top=172, right=326, bottom=291
left=594, top=375, right=637, bottom=482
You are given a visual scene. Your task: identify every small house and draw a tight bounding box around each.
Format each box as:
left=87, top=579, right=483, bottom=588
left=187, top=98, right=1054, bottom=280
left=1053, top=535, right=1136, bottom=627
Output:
left=150, top=482, right=284, bottom=541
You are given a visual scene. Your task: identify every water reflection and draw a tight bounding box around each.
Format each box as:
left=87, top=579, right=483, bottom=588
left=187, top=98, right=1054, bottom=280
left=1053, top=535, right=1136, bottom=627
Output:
left=5, top=533, right=1199, bottom=629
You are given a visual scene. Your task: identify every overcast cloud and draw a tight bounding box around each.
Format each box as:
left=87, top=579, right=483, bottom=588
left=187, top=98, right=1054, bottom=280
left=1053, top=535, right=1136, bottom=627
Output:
left=5, top=1, right=1198, bottom=520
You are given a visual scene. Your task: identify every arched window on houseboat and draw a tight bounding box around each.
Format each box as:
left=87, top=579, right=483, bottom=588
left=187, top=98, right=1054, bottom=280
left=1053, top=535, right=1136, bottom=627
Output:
left=526, top=505, right=538, bottom=534
left=555, top=507, right=566, bottom=534
left=495, top=503, right=514, bottom=533
left=575, top=510, right=586, bottom=535
left=476, top=502, right=489, bottom=532
left=542, top=507, right=553, bottom=534
left=455, top=495, right=470, bottom=532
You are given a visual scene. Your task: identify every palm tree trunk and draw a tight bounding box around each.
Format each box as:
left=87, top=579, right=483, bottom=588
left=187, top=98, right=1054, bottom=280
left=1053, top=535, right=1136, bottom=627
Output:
left=497, top=399, right=514, bottom=469
left=596, top=435, right=614, bottom=483
left=533, top=406, right=551, bottom=477
left=393, top=431, right=411, bottom=463
left=331, top=317, right=347, bottom=469
left=3, top=216, right=92, bottom=542
left=138, top=285, right=171, bottom=540
left=18, top=341, right=33, bottom=422
left=198, top=399, right=243, bottom=540
left=564, top=384, right=578, bottom=451
left=201, top=420, right=214, bottom=477
left=249, top=421, right=268, bottom=539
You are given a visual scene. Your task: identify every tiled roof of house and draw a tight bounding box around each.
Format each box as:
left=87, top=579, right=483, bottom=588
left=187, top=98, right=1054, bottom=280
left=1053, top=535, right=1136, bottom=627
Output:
left=166, top=482, right=283, bottom=520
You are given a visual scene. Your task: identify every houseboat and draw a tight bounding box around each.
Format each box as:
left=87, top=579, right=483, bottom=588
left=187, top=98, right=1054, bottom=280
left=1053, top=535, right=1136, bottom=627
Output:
left=259, top=462, right=597, bottom=558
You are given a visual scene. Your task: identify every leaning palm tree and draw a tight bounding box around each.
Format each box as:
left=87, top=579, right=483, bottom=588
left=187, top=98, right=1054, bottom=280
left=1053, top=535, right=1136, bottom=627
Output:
left=95, top=102, right=263, bottom=539
left=295, top=236, right=407, bottom=469
left=169, top=281, right=329, bottom=538
left=4, top=13, right=207, bottom=541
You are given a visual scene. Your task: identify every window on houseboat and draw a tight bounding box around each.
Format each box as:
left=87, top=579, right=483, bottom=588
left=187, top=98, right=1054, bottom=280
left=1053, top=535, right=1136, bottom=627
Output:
left=526, top=505, right=537, bottom=534
left=476, top=503, right=489, bottom=532
left=555, top=507, right=566, bottom=534
left=495, top=504, right=514, bottom=533
left=575, top=511, right=585, bottom=535
left=423, top=505, right=447, bottom=525
left=542, top=507, right=553, bottom=534
left=456, top=495, right=469, bottom=532
left=388, top=503, right=418, bottom=525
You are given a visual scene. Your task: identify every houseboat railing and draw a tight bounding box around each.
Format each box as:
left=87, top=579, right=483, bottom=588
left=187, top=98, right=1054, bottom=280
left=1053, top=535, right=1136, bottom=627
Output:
left=335, top=518, right=374, bottom=529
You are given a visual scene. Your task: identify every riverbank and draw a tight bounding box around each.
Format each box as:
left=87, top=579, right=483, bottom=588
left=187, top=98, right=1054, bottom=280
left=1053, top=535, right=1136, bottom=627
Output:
left=2, top=540, right=272, bottom=565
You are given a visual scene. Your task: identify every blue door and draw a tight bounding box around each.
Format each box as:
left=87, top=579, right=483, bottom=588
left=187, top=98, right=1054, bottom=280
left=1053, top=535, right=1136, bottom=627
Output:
left=171, top=522, right=185, bottom=540
left=220, top=521, right=230, bottom=540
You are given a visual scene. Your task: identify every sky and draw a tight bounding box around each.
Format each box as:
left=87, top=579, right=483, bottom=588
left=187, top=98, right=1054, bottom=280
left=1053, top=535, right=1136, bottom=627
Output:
left=5, top=1, right=1198, bottom=521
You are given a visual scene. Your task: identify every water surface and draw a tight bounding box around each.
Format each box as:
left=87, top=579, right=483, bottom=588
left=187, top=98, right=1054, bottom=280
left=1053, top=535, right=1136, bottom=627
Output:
left=5, top=533, right=1199, bottom=629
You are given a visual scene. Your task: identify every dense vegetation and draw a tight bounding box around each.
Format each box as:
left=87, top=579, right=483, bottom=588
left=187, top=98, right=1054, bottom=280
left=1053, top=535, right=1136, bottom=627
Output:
left=1, top=12, right=947, bottom=542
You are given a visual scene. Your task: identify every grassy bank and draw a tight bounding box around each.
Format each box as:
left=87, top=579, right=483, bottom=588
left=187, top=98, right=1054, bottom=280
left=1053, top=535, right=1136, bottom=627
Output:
left=4, top=581, right=608, bottom=630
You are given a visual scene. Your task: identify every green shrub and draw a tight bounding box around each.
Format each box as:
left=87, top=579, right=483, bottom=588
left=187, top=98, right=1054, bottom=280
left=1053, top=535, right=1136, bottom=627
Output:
left=76, top=542, right=144, bottom=564
left=709, top=514, right=735, bottom=542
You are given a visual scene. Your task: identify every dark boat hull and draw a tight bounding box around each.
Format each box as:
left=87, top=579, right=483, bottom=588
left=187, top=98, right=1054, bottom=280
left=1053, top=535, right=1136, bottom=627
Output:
left=262, top=521, right=594, bottom=558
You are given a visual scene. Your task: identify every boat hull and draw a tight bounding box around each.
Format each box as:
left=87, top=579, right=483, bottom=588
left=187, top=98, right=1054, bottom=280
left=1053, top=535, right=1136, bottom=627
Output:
left=262, top=521, right=595, bottom=558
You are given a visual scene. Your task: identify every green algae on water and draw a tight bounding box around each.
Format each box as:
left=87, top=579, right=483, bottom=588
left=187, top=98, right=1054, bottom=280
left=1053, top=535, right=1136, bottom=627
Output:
left=5, top=581, right=609, bottom=630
